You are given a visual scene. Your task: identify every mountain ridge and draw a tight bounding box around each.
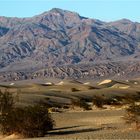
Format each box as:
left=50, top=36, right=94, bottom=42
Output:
left=0, top=8, right=140, bottom=81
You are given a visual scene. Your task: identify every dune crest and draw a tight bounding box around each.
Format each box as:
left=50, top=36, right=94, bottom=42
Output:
left=98, top=79, right=112, bottom=85
left=83, top=82, right=90, bottom=85
left=112, top=84, right=130, bottom=89
left=57, top=81, right=64, bottom=85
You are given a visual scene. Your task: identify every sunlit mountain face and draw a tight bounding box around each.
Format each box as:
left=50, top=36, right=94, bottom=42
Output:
left=0, top=8, right=140, bottom=81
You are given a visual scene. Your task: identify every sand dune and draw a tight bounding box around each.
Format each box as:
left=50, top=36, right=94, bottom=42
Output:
left=112, top=84, right=130, bottom=89
left=56, top=81, right=64, bottom=85
left=83, top=82, right=90, bottom=85
left=98, top=79, right=112, bottom=85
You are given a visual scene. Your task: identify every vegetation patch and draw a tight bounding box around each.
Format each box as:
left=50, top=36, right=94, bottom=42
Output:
left=123, top=102, right=140, bottom=130
left=0, top=90, right=55, bottom=138
left=71, top=98, right=91, bottom=110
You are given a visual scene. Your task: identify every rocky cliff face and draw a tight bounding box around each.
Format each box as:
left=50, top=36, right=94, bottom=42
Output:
left=0, top=8, right=140, bottom=81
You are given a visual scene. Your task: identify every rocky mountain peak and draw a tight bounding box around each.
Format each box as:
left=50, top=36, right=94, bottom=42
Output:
left=117, top=18, right=133, bottom=24
left=39, top=8, right=80, bottom=19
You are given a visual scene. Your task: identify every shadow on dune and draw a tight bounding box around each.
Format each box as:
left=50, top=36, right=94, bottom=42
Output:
left=53, top=125, right=86, bottom=131
left=48, top=127, right=103, bottom=135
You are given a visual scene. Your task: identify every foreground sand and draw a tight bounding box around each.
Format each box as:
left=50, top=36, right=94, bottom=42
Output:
left=1, top=109, right=139, bottom=140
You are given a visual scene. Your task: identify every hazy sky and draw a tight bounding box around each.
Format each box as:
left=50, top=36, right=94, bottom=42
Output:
left=0, top=0, right=140, bottom=22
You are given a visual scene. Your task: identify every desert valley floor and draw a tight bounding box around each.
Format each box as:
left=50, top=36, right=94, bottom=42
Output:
left=0, top=78, right=140, bottom=139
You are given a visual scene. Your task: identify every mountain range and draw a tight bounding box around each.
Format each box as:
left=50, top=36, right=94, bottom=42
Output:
left=0, top=8, right=140, bottom=81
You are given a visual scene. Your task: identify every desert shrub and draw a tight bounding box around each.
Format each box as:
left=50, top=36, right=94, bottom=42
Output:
left=122, top=94, right=140, bottom=104
left=132, top=94, right=140, bottom=102
left=0, top=91, right=55, bottom=138
left=71, top=99, right=91, bottom=110
left=92, top=95, right=123, bottom=108
left=113, top=95, right=124, bottom=102
left=92, top=95, right=104, bottom=108
left=62, top=105, right=69, bottom=109
left=123, top=103, right=140, bottom=130
left=0, top=105, right=55, bottom=137
left=104, top=97, right=122, bottom=106
left=0, top=90, right=14, bottom=114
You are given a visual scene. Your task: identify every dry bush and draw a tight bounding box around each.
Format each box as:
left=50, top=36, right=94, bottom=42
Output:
left=0, top=90, right=14, bottom=114
left=92, top=95, right=123, bottom=108
left=71, top=98, right=91, bottom=110
left=104, top=97, right=122, bottom=106
left=0, top=90, right=55, bottom=138
left=124, top=103, right=140, bottom=130
left=92, top=95, right=104, bottom=108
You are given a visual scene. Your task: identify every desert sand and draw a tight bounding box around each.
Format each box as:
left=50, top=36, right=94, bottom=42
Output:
left=1, top=109, right=140, bottom=140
